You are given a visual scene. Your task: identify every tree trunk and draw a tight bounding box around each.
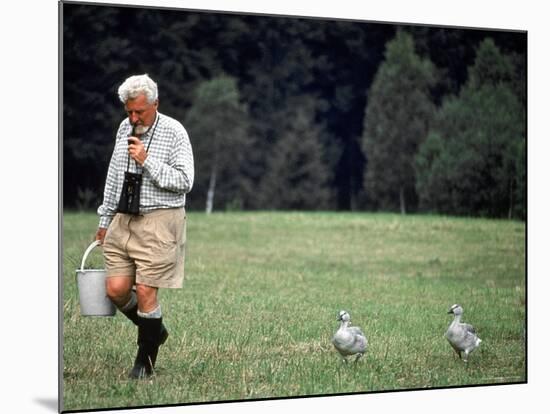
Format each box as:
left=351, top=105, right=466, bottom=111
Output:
left=399, top=186, right=406, bottom=215
left=508, top=177, right=514, bottom=219
left=206, top=164, right=217, bottom=214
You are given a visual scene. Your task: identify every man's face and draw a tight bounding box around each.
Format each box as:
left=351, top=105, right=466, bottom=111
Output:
left=125, top=93, right=158, bottom=134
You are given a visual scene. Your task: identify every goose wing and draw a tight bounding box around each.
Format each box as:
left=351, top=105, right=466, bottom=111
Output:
left=462, top=323, right=477, bottom=335
left=349, top=326, right=367, bottom=353
left=353, top=333, right=367, bottom=353
left=348, top=326, right=365, bottom=337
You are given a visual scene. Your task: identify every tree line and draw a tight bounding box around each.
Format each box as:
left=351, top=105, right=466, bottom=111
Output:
left=63, top=3, right=526, bottom=219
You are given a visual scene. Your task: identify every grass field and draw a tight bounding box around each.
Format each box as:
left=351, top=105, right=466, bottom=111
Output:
left=62, top=211, right=526, bottom=412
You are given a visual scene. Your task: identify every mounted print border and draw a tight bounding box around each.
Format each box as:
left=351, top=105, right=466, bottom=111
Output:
left=60, top=1, right=527, bottom=412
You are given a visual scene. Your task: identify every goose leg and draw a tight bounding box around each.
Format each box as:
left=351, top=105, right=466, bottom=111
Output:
left=354, top=353, right=363, bottom=363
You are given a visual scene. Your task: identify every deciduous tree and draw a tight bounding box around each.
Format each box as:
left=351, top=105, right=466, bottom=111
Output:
left=185, top=76, right=252, bottom=213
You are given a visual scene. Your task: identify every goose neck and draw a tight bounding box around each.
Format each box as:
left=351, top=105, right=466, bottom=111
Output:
left=340, top=320, right=350, bottom=329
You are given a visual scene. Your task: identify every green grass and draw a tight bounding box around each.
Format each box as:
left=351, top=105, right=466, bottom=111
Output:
left=62, top=211, right=526, bottom=411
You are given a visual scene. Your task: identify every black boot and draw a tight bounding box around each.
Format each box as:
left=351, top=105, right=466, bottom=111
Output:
left=128, top=317, right=168, bottom=379
left=120, top=304, right=169, bottom=343
left=120, top=303, right=140, bottom=326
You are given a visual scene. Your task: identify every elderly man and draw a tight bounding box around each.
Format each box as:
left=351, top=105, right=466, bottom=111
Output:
left=96, top=74, right=194, bottom=379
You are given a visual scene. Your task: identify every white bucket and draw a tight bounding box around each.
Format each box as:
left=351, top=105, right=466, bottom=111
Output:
left=76, top=240, right=116, bottom=317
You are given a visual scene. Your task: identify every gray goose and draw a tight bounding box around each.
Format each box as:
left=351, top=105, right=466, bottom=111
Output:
left=445, top=304, right=482, bottom=362
left=332, top=310, right=367, bottom=363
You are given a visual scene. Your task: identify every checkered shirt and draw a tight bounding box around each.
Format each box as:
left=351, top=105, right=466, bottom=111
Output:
left=97, top=112, right=194, bottom=228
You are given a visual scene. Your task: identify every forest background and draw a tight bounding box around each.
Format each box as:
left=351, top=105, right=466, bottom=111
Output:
left=63, top=2, right=526, bottom=219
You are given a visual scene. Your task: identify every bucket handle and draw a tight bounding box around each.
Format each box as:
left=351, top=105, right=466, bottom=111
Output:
left=80, top=240, right=101, bottom=270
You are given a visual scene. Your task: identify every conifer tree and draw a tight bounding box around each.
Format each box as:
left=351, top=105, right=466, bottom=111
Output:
left=259, top=97, right=330, bottom=210
left=361, top=31, right=436, bottom=213
left=415, top=38, right=526, bottom=218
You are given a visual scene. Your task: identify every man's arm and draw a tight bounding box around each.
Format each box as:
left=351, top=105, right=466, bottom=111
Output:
left=142, top=127, right=194, bottom=194
left=95, top=227, right=107, bottom=245
left=97, top=122, right=127, bottom=229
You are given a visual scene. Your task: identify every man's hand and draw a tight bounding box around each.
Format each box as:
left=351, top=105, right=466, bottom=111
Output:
left=128, top=136, right=148, bottom=166
left=95, top=227, right=107, bottom=245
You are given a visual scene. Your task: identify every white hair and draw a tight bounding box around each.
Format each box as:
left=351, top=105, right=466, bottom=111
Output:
left=117, top=74, right=158, bottom=104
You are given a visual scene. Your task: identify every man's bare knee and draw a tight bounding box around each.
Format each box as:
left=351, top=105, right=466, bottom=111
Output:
left=106, top=276, right=133, bottom=306
left=136, top=284, right=158, bottom=313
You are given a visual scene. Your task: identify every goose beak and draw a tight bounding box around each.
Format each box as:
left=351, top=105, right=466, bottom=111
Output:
left=447, top=309, right=453, bottom=314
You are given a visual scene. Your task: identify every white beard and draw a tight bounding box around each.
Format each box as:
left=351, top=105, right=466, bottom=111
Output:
left=133, top=124, right=151, bottom=135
